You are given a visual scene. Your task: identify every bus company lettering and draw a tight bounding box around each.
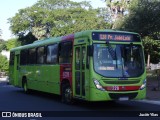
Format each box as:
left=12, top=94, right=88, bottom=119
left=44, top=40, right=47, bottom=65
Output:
left=28, top=113, right=42, bottom=117
left=12, top=112, right=27, bottom=117
left=11, top=112, right=42, bottom=118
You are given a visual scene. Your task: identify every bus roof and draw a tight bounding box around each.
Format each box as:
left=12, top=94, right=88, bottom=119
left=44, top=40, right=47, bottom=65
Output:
left=10, top=29, right=139, bottom=52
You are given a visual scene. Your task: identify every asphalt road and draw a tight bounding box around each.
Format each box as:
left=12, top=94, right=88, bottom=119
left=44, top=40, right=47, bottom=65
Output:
left=0, top=81, right=160, bottom=120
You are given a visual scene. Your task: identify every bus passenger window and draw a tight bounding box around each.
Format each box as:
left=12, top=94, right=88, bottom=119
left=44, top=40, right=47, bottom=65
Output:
left=29, top=48, right=36, bottom=64
left=20, top=50, right=28, bottom=65
left=59, top=42, right=72, bottom=64
left=9, top=52, right=15, bottom=65
left=75, top=47, right=80, bottom=70
left=46, top=44, right=58, bottom=64
left=37, top=47, right=45, bottom=64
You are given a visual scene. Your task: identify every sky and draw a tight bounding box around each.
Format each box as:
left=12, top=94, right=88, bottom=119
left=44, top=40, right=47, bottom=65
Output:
left=0, top=0, right=106, bottom=40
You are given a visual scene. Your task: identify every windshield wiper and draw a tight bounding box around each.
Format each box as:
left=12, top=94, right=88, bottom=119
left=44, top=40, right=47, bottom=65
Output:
left=106, top=42, right=116, bottom=60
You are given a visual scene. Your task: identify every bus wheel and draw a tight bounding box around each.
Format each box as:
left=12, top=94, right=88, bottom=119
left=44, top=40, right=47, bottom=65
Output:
left=22, top=79, right=28, bottom=93
left=62, top=84, right=73, bottom=104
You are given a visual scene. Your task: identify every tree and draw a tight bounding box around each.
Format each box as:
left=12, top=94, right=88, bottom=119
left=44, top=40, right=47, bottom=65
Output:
left=18, top=32, right=37, bottom=45
left=116, top=0, right=160, bottom=39
left=143, top=36, right=160, bottom=65
left=111, top=0, right=160, bottom=64
left=5, top=38, right=21, bottom=50
left=0, top=39, right=6, bottom=52
left=102, top=0, right=131, bottom=28
left=8, top=0, right=110, bottom=43
left=0, top=54, right=9, bottom=73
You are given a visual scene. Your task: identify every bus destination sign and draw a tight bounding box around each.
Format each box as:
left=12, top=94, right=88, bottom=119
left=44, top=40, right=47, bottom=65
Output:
left=99, top=34, right=132, bottom=41
left=92, top=32, right=140, bottom=42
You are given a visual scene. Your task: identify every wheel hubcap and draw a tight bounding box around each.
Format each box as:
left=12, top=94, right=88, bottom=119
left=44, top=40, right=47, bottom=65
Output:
left=65, top=88, right=72, bottom=102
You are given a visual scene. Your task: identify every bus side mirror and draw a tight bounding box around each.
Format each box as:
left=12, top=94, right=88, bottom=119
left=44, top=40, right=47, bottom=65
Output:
left=87, top=45, right=93, bottom=56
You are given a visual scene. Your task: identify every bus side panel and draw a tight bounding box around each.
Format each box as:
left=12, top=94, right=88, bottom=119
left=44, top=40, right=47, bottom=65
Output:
left=9, top=65, right=14, bottom=85
left=20, top=65, right=47, bottom=92
left=26, top=66, right=37, bottom=90
left=34, top=65, right=47, bottom=92
left=43, top=65, right=60, bottom=95
left=21, top=65, right=60, bottom=95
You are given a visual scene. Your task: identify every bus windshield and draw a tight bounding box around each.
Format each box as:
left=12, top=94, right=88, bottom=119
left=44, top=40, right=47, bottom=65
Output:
left=93, top=44, right=144, bottom=78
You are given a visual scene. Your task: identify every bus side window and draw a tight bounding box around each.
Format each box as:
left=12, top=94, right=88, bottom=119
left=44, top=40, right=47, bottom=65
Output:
left=46, top=44, right=58, bottom=64
left=37, top=47, right=45, bottom=64
left=75, top=47, right=80, bottom=70
left=59, top=42, right=72, bottom=64
left=29, top=48, right=36, bottom=64
left=10, top=52, right=15, bottom=65
left=20, top=50, right=28, bottom=65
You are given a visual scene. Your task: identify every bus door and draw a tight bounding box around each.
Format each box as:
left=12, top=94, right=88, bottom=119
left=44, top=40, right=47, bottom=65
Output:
left=13, top=52, right=20, bottom=86
left=74, top=44, right=87, bottom=98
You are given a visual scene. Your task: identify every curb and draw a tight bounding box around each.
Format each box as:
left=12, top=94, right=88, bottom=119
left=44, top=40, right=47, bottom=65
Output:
left=137, top=99, right=160, bottom=105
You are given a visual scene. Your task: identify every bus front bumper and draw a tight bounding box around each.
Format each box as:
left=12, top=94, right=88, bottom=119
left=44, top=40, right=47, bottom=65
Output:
left=89, top=87, right=146, bottom=101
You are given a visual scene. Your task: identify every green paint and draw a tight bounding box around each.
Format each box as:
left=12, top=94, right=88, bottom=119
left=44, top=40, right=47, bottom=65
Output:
left=9, top=30, right=146, bottom=101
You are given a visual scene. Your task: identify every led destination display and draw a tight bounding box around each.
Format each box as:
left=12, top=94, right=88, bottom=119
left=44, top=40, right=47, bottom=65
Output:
left=92, top=32, right=140, bottom=42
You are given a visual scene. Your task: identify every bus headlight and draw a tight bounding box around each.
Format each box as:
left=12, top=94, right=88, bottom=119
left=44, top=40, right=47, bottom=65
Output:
left=93, top=79, right=105, bottom=91
left=140, top=79, right=146, bottom=90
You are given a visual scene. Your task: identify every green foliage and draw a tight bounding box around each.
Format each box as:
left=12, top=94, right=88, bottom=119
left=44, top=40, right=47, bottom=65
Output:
left=8, top=0, right=110, bottom=43
left=143, top=36, right=160, bottom=64
left=18, top=32, right=37, bottom=45
left=5, top=38, right=21, bottom=50
left=112, top=0, right=160, bottom=63
left=0, top=38, right=21, bottom=74
left=0, top=39, right=6, bottom=52
left=104, top=0, right=131, bottom=28
left=116, top=0, right=160, bottom=38
left=0, top=54, right=9, bottom=72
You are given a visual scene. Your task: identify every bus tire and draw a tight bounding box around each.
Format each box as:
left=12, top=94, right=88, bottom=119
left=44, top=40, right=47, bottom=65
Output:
left=22, top=78, right=29, bottom=93
left=62, top=83, right=73, bottom=104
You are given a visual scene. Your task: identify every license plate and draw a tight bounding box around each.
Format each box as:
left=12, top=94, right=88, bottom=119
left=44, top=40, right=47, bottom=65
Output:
left=119, top=97, right=129, bottom=101
left=113, top=86, right=119, bottom=90
left=108, top=86, right=119, bottom=91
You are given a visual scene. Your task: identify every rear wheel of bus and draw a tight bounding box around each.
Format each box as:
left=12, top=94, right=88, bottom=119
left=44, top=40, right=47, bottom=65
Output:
left=22, top=77, right=29, bottom=93
left=62, top=83, right=73, bottom=104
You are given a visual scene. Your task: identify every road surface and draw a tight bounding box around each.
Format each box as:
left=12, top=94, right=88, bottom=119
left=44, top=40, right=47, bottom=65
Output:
left=0, top=81, right=159, bottom=120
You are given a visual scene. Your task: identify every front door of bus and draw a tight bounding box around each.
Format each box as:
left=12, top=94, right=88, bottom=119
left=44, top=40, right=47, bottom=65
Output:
left=74, top=45, right=86, bottom=98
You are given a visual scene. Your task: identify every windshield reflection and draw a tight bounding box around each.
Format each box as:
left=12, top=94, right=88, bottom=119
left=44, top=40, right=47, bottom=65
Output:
left=93, top=44, right=144, bottom=77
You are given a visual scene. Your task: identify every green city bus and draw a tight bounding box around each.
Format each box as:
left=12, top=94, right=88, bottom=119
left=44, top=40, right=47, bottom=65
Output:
left=9, top=30, right=146, bottom=103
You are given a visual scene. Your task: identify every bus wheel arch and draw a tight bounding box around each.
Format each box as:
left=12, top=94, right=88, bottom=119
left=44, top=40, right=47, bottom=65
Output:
left=61, top=79, right=73, bottom=104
